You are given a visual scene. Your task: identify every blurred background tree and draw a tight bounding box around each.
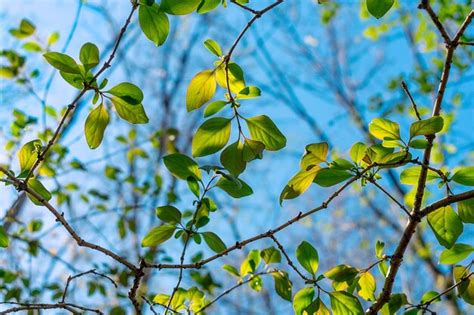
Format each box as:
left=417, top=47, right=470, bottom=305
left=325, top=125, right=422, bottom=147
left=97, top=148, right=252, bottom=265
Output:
left=0, top=0, right=473, bottom=314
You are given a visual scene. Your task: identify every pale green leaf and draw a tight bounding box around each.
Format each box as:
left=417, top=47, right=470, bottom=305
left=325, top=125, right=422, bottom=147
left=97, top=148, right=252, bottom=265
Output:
left=186, top=70, right=216, bottom=111
left=296, top=241, right=319, bottom=275
left=141, top=224, right=176, bottom=247
left=84, top=104, right=109, bottom=149
left=192, top=117, right=231, bottom=157
left=439, top=244, right=474, bottom=265
left=156, top=205, right=182, bottom=224
left=139, top=3, right=169, bottom=46
left=368, top=118, right=400, bottom=140
left=202, top=231, right=226, bottom=253
left=245, top=115, right=286, bottom=151
left=427, top=206, right=463, bottom=249
left=163, top=153, right=201, bottom=180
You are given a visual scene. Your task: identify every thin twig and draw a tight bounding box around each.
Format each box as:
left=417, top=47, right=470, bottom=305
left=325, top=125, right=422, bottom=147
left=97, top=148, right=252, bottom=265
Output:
left=401, top=80, right=422, bottom=120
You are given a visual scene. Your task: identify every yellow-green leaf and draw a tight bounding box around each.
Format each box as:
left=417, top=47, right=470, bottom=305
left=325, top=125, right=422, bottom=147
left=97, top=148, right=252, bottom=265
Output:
left=186, top=70, right=216, bottom=111
left=84, top=104, right=109, bottom=149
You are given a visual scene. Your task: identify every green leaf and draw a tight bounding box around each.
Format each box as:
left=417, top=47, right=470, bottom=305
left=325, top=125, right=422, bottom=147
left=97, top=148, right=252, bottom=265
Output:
left=451, top=167, right=474, bottom=186
left=399, top=166, right=439, bottom=185
left=408, top=139, right=429, bottom=149
left=215, top=62, right=246, bottom=94
left=192, top=118, right=231, bottom=157
left=279, top=166, right=320, bottom=204
left=141, top=224, right=176, bottom=247
left=307, top=298, right=330, bottom=315
left=458, top=198, right=474, bottom=223
left=439, top=244, right=474, bottom=265
left=22, top=42, right=42, bottom=52
left=293, top=287, right=314, bottom=315
left=420, top=291, right=441, bottom=304
left=382, top=293, right=408, bottom=314
left=366, top=0, right=394, bottom=19
left=368, top=118, right=400, bottom=140
left=110, top=97, right=148, bottom=124
left=358, top=272, right=376, bottom=301
left=240, top=250, right=261, bottom=275
left=43, top=52, right=80, bottom=74
left=84, top=104, right=109, bottom=149
left=245, top=115, right=286, bottom=151
left=427, top=206, right=463, bottom=249
left=324, top=265, right=359, bottom=283
left=203, top=100, right=227, bottom=117
left=453, top=265, right=474, bottom=305
left=163, top=153, right=201, bottom=180
left=220, top=141, right=246, bottom=176
left=160, top=0, right=201, bottom=15
left=27, top=178, right=52, bottom=206
left=187, top=176, right=200, bottom=197
left=0, top=226, right=10, bottom=248
left=10, top=19, right=35, bottom=38
left=409, top=116, right=444, bottom=139
left=296, top=241, right=319, bottom=275
left=18, top=139, right=41, bottom=173
left=249, top=275, right=263, bottom=292
left=216, top=176, right=253, bottom=198
left=203, top=39, right=222, bottom=56
left=156, top=206, right=182, bottom=224
left=313, top=168, right=352, bottom=187
left=197, top=0, right=221, bottom=14
left=107, top=82, right=143, bottom=105
left=139, top=3, right=169, bottom=46
left=301, top=142, right=328, bottom=169
left=350, top=142, right=367, bottom=164
left=237, top=86, right=261, bottom=99
left=375, top=240, right=384, bottom=258
left=260, top=246, right=281, bottom=265
left=60, top=71, right=84, bottom=89
left=222, top=264, right=240, bottom=278
left=202, top=231, right=226, bottom=253
left=272, top=270, right=292, bottom=301
left=242, top=138, right=265, bottom=161
left=186, top=70, right=216, bottom=111
left=329, top=291, right=363, bottom=315
left=79, top=42, right=99, bottom=70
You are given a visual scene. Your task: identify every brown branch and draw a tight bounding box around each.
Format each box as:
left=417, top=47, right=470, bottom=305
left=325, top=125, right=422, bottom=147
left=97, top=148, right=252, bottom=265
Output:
left=365, top=177, right=412, bottom=217
left=61, top=269, right=117, bottom=303
left=24, top=1, right=139, bottom=183
left=224, top=0, right=284, bottom=103
left=367, top=6, right=473, bottom=313
left=401, top=80, right=422, bottom=121
left=407, top=270, right=473, bottom=311
left=196, top=270, right=277, bottom=314
left=146, top=164, right=390, bottom=270
left=0, top=302, right=103, bottom=314
left=418, top=0, right=451, bottom=44
left=0, top=166, right=138, bottom=271
left=419, top=190, right=474, bottom=217
left=128, top=259, right=146, bottom=314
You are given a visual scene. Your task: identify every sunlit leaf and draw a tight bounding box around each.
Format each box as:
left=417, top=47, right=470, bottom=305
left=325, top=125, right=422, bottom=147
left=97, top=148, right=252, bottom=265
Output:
left=163, top=153, right=202, bottom=180
left=202, top=232, right=226, bottom=253
left=192, top=117, right=231, bottom=157
left=84, top=104, right=109, bottom=149
left=246, top=115, right=286, bottom=151
left=186, top=70, right=216, bottom=112
left=141, top=224, right=176, bottom=247
left=439, top=244, right=474, bottom=265
left=296, top=241, right=319, bottom=275
left=139, top=3, right=169, bottom=46
left=427, top=206, right=463, bottom=249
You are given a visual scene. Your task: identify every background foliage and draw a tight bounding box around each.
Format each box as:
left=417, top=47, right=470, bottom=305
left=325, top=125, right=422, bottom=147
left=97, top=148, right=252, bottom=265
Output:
left=0, top=0, right=473, bottom=314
